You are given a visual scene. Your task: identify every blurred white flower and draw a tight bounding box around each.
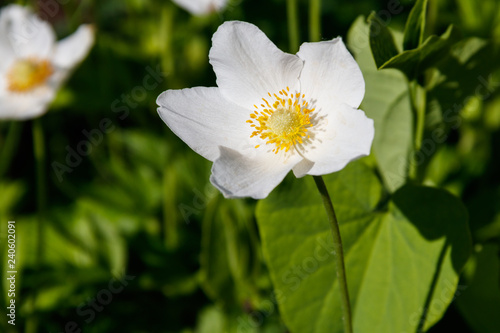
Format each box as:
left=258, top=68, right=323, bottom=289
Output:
left=172, top=0, right=228, bottom=15
left=0, top=4, right=94, bottom=120
left=157, top=21, right=374, bottom=199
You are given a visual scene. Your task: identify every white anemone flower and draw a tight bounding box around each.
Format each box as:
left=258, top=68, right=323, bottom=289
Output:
left=157, top=21, right=374, bottom=199
left=0, top=4, right=94, bottom=120
left=172, top=0, right=228, bottom=15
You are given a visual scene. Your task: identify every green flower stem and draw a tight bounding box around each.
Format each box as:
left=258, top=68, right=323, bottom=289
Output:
left=25, top=118, right=47, bottom=333
left=33, top=118, right=46, bottom=265
left=160, top=3, right=175, bottom=75
left=162, top=165, right=179, bottom=249
left=409, top=81, right=427, bottom=179
left=313, top=175, right=353, bottom=333
left=0, top=121, right=22, bottom=178
left=309, top=0, right=321, bottom=42
left=286, top=0, right=299, bottom=53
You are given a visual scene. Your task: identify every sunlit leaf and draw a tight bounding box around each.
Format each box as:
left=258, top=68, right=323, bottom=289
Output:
left=373, top=92, right=413, bottom=191
left=256, top=161, right=471, bottom=333
left=348, top=17, right=413, bottom=192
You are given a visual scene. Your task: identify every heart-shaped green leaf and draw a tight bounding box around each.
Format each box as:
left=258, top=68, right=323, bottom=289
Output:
left=256, top=161, right=471, bottom=333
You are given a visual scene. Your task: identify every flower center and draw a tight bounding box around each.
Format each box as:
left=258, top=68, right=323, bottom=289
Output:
left=247, top=87, right=315, bottom=153
left=6, top=58, right=53, bottom=92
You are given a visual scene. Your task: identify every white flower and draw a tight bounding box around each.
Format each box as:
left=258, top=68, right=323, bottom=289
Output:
left=157, top=21, right=374, bottom=199
left=172, top=0, right=228, bottom=15
left=0, top=4, right=94, bottom=120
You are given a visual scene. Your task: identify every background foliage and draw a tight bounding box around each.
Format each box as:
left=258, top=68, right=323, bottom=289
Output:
left=0, top=0, right=499, bottom=332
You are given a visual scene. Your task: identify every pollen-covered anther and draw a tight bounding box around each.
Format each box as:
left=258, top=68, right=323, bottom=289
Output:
left=247, top=87, right=314, bottom=153
left=6, top=58, right=53, bottom=92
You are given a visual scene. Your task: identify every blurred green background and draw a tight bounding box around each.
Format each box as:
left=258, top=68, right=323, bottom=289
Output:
left=0, top=0, right=499, bottom=332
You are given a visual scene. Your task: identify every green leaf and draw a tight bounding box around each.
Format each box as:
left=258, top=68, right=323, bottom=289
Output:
left=403, top=0, right=428, bottom=50
left=348, top=17, right=413, bottom=192
left=256, top=161, right=472, bottom=333
left=50, top=201, right=130, bottom=272
left=200, top=197, right=260, bottom=307
left=381, top=25, right=461, bottom=79
left=195, top=306, right=226, bottom=333
left=199, top=195, right=237, bottom=304
left=373, top=92, right=413, bottom=191
left=368, top=12, right=399, bottom=68
left=456, top=243, right=500, bottom=333
left=456, top=0, right=500, bottom=35
left=426, top=37, right=500, bottom=129
left=0, top=181, right=25, bottom=216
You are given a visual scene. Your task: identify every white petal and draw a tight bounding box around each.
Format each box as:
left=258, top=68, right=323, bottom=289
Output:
left=52, top=25, right=95, bottom=69
left=0, top=6, right=17, bottom=72
left=292, top=158, right=315, bottom=178
left=0, top=88, right=55, bottom=120
left=297, top=38, right=365, bottom=109
left=157, top=87, right=257, bottom=162
left=0, top=5, right=55, bottom=59
left=209, top=21, right=303, bottom=110
left=172, top=0, right=228, bottom=15
left=0, top=57, right=63, bottom=120
left=210, top=147, right=299, bottom=199
left=295, top=103, right=374, bottom=176
left=48, top=66, right=71, bottom=89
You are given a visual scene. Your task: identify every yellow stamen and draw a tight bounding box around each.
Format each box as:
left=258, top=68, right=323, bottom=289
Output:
left=6, top=58, right=53, bottom=92
left=247, top=88, right=314, bottom=154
